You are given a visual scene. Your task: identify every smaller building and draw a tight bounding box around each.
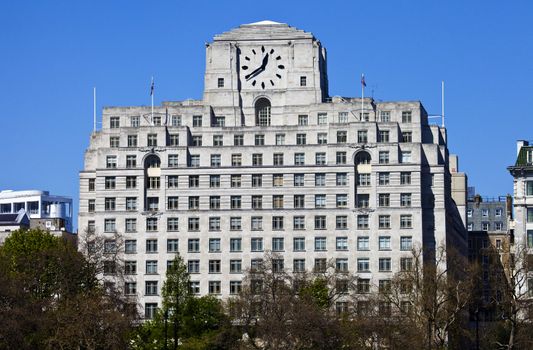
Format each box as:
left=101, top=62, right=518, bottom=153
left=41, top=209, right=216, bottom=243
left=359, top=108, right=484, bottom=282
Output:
left=0, top=190, right=73, bottom=233
left=466, top=192, right=509, bottom=234
left=0, top=209, right=30, bottom=244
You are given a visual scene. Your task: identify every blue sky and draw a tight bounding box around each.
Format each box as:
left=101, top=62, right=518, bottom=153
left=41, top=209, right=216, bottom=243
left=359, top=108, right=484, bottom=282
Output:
left=1, top=0, right=531, bottom=229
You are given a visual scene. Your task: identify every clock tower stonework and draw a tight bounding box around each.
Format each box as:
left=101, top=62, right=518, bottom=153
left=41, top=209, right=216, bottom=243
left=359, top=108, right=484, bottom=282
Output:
left=203, top=20, right=328, bottom=126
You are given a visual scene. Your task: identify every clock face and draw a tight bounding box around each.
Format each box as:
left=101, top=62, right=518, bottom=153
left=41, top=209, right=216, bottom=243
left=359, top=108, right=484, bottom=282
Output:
left=240, top=45, right=285, bottom=89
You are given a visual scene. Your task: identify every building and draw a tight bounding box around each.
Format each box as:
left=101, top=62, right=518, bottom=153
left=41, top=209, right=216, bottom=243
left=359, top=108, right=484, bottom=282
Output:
left=0, top=209, right=30, bottom=244
left=0, top=190, right=73, bottom=234
left=507, top=140, right=533, bottom=303
left=79, top=21, right=467, bottom=319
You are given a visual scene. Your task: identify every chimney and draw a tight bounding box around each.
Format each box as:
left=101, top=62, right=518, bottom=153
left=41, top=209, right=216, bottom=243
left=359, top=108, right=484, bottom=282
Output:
left=506, top=194, right=513, bottom=220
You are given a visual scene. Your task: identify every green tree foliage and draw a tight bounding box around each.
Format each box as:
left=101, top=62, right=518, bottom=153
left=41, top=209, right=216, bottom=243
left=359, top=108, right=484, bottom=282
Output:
left=0, top=229, right=137, bottom=350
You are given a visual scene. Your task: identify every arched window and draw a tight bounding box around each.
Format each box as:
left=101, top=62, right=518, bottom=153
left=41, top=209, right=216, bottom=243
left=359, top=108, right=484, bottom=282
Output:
left=355, top=151, right=371, bottom=165
left=144, top=155, right=161, bottom=169
left=255, top=98, right=271, bottom=126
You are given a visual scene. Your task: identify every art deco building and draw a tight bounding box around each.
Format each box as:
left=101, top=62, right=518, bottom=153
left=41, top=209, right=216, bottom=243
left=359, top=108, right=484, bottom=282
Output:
left=79, top=21, right=466, bottom=319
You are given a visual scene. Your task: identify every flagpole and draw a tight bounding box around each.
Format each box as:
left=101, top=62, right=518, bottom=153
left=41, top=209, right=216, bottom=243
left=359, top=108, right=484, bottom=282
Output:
left=151, top=76, right=154, bottom=122
left=93, top=87, right=96, bottom=132
left=361, top=74, right=364, bottom=120
left=441, top=80, right=445, bottom=128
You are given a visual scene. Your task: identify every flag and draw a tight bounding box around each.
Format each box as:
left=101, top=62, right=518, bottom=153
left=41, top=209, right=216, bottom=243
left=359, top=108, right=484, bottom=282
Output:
left=150, top=77, right=154, bottom=96
left=361, top=74, right=366, bottom=88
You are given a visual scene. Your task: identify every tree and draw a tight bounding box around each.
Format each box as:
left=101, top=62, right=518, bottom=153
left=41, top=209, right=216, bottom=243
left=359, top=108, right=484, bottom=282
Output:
left=0, top=228, right=138, bottom=350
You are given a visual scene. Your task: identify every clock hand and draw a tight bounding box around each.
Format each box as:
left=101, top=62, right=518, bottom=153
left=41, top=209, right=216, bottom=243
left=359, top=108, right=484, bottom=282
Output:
left=260, top=53, right=269, bottom=69
left=245, top=66, right=264, bottom=81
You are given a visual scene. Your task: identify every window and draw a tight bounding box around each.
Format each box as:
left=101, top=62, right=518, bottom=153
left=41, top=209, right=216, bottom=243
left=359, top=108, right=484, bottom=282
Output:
left=147, top=134, right=157, bottom=147
left=255, top=134, right=265, bottom=146
left=88, top=178, right=95, bottom=191
left=209, top=196, right=220, bottom=210
left=230, top=260, right=242, bottom=273
left=293, top=237, right=305, bottom=251
left=315, top=173, right=326, bottom=186
left=467, top=223, right=473, bottom=231
left=379, top=236, right=391, bottom=250
left=125, top=260, right=137, bottom=274
left=402, top=131, right=412, bottom=143
left=251, top=217, right=263, bottom=230
left=188, top=196, right=199, bottom=210
left=209, top=238, right=221, bottom=252
left=152, top=116, right=161, bottom=125
left=125, top=218, right=137, bottom=232
left=230, top=196, right=241, bottom=209
left=167, top=175, right=178, bottom=189
left=188, top=260, right=200, bottom=273
left=230, top=217, right=242, bottom=231
left=252, top=174, right=263, bottom=187
left=88, top=199, right=95, bottom=213
left=168, top=154, right=179, bottom=168
left=357, top=236, right=369, bottom=251
left=401, top=193, right=412, bottom=207
left=315, top=194, right=326, bottom=208
left=336, top=152, right=347, bottom=164
left=337, top=131, right=347, bottom=143
left=314, top=259, right=327, bottom=273
left=275, top=133, right=285, bottom=145
left=213, top=135, right=223, bottom=146
left=360, top=112, right=369, bottom=121
left=188, top=217, right=200, bottom=231
left=357, top=173, right=371, bottom=186
left=189, top=281, right=200, bottom=294
left=378, top=172, right=390, bottom=185
left=272, top=216, right=284, bottom=230
left=378, top=130, right=389, bottom=143
left=192, top=115, right=202, bottom=127
left=252, top=195, right=262, bottom=209
left=272, top=237, right=284, bottom=251
left=296, top=133, right=307, bottom=145
left=145, top=303, right=158, bottom=319
left=148, top=177, right=160, bottom=189
left=146, top=261, right=158, bottom=275
left=402, top=111, right=412, bottom=123
left=314, top=216, right=326, bottom=230
left=495, top=208, right=503, bottom=217
left=294, top=153, right=305, bottom=166
left=293, top=216, right=305, bottom=230
left=528, top=230, right=533, bottom=248
left=527, top=181, right=533, bottom=196
left=336, top=173, right=347, bottom=186
left=336, top=194, right=348, bottom=208
left=106, top=155, right=117, bottom=169
left=171, top=115, right=181, bottom=126
left=273, top=195, right=284, bottom=209
left=315, top=237, right=327, bottom=251
left=400, top=236, right=413, bottom=251
left=255, top=98, right=271, bottom=126
left=130, top=116, right=140, bottom=127
left=146, top=239, right=158, bottom=253
left=125, top=282, right=137, bottom=295
left=294, top=195, right=305, bottom=209
left=400, top=215, right=413, bottom=228
left=401, top=151, right=412, bottom=163
left=125, top=197, right=136, bottom=211
left=401, top=258, right=413, bottom=271
left=294, top=259, right=306, bottom=273
left=336, top=258, right=349, bottom=272
left=380, top=111, right=390, bottom=122
left=188, top=239, right=200, bottom=253
left=272, top=259, right=284, bottom=273
left=378, top=151, right=389, bottom=164
left=210, top=154, right=221, bottom=167
left=252, top=154, right=263, bottom=166
left=338, top=112, right=349, bottom=123
left=336, top=237, right=348, bottom=251
left=229, top=281, right=241, bottom=295
left=318, top=113, right=328, bottom=125
left=107, top=136, right=120, bottom=149
left=317, top=133, right=327, bottom=144
left=214, top=116, right=225, bottom=127
left=298, top=115, right=308, bottom=126
left=379, top=215, right=391, bottom=229
left=379, top=258, right=391, bottom=272
left=357, top=130, right=368, bottom=143
left=125, top=240, right=137, bottom=253
left=357, top=194, right=369, bottom=208
left=110, top=116, right=120, bottom=128
left=357, top=215, right=369, bottom=229
left=273, top=153, right=284, bottom=166
left=401, top=172, right=411, bottom=185
left=209, top=217, right=220, bottom=231
left=229, top=238, right=242, bottom=252
left=189, top=175, right=199, bottom=188
left=495, top=222, right=503, bottom=231
left=482, top=222, right=490, bottom=231
left=105, top=176, right=116, bottom=189
left=167, top=197, right=179, bottom=210
left=300, top=76, right=307, bottom=87
left=357, top=258, right=370, bottom=272
left=251, top=238, right=263, bottom=252
left=209, top=260, right=221, bottom=274
left=105, top=197, right=116, bottom=211
left=379, top=194, right=390, bottom=207
left=209, top=175, right=220, bottom=188
left=217, top=77, right=224, bottom=88
left=167, top=218, right=179, bottom=231
left=294, top=174, right=305, bottom=187
left=315, top=152, right=326, bottom=165
left=146, top=217, right=158, bottom=231
left=168, top=134, right=179, bottom=146
left=233, top=134, right=243, bottom=146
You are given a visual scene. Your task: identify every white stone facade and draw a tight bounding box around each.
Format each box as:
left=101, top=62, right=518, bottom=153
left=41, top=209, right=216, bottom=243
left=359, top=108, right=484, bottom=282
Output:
left=79, top=21, right=465, bottom=318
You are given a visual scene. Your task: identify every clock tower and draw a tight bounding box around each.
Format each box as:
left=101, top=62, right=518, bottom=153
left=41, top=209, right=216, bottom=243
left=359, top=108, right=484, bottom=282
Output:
left=203, top=21, right=328, bottom=126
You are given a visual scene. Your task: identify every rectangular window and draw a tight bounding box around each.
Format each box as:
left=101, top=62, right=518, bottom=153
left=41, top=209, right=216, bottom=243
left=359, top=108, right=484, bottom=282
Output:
left=272, top=216, right=284, bottom=230
left=357, top=215, right=369, bottom=229
left=402, top=111, right=412, bottom=123
left=168, top=175, right=178, bottom=189
left=358, top=130, right=368, bottom=143
left=192, top=115, right=202, bottom=127
left=125, top=240, right=136, bottom=254
left=338, top=112, right=349, bottom=123
left=167, top=217, right=179, bottom=231
left=527, top=181, right=533, bottom=196
left=315, top=194, right=326, bottom=208
left=146, top=260, right=158, bottom=275
left=88, top=178, right=95, bottom=191
left=378, top=194, right=390, bottom=207
left=336, top=194, right=348, bottom=208
left=147, top=134, right=157, bottom=147
left=125, top=218, right=137, bottom=232
left=298, top=115, right=308, bottom=126
left=209, top=196, right=220, bottom=210
left=230, top=217, right=242, bottom=231
left=275, top=133, right=285, bottom=145
left=251, top=216, right=263, bottom=230
left=401, top=193, right=412, bottom=207
left=318, top=113, right=328, bottom=125
left=315, top=173, right=326, bottom=187
left=252, top=153, right=263, bottom=166
left=106, top=155, right=117, bottom=169
left=110, top=116, right=120, bottom=128
left=400, top=236, right=413, bottom=251
left=336, top=237, right=348, bottom=251
left=336, top=258, right=349, bottom=272
left=379, top=151, right=389, bottom=164
left=188, top=260, right=200, bottom=273
left=379, top=258, right=391, bottom=272
left=210, top=154, right=221, bottom=167
left=336, top=216, right=348, bottom=229
left=217, top=78, right=224, bottom=88
left=188, top=196, right=199, bottom=210
left=109, top=136, right=120, bottom=148
left=317, top=133, right=327, bottom=144
left=146, top=239, right=158, bottom=253
left=402, top=131, right=413, bottom=143
left=167, top=196, right=179, bottom=210
left=168, top=134, right=179, bottom=146
left=127, top=135, right=138, bottom=147
left=357, top=236, right=369, bottom=251
left=294, top=174, right=305, bottom=187
left=234, top=134, right=243, bottom=146
left=105, top=197, right=116, bottom=211
left=336, top=173, right=347, bottom=186
left=379, top=215, right=391, bottom=229
left=146, top=217, right=158, bottom=231
left=125, top=260, right=137, bottom=274
left=294, top=153, right=305, bottom=166
left=214, top=116, right=225, bottom=127
left=189, top=175, right=199, bottom=188
left=152, top=116, right=161, bottom=125
left=380, top=111, right=390, bottom=122
left=188, top=217, right=200, bottom=231
left=315, top=237, right=327, bottom=251
left=230, top=260, right=242, bottom=273
left=527, top=208, right=533, bottom=223
left=209, top=217, right=221, bottom=231
left=378, top=130, right=389, bottom=143
left=401, top=151, right=412, bottom=163
left=357, top=258, right=370, bottom=272
left=378, top=172, right=390, bottom=185
left=293, top=237, right=305, bottom=251
left=294, top=259, right=306, bottom=272
left=293, top=216, right=305, bottom=230
left=379, top=236, right=391, bottom=250
left=336, top=152, right=347, bottom=164
left=213, top=135, right=223, bottom=146
left=230, top=195, right=241, bottom=209
left=130, top=116, right=140, bottom=127
left=357, top=194, right=369, bottom=208
left=357, top=173, right=371, bottom=186
left=148, top=177, right=160, bottom=189
left=337, top=131, right=347, bottom=143
left=273, top=195, right=284, bottom=209
left=315, top=152, right=326, bottom=165
left=88, top=199, right=95, bottom=213
left=145, top=281, right=158, bottom=296
left=314, top=259, right=327, bottom=273
left=168, top=154, right=179, bottom=168
left=210, top=175, right=220, bottom=188
left=252, top=195, right=262, bottom=209
left=209, top=238, right=221, bottom=252
left=252, top=174, right=262, bottom=187
left=400, top=215, right=413, bottom=228
left=105, top=176, right=116, bottom=189
left=294, top=195, right=305, bottom=209
left=171, top=115, right=181, bottom=126
left=272, top=237, right=284, bottom=251
left=255, top=134, right=265, bottom=146
left=314, top=216, right=326, bottom=230
left=125, top=197, right=136, bottom=211
left=401, top=172, right=411, bottom=185
left=251, top=238, right=263, bottom=252
left=188, top=239, right=200, bottom=253
left=300, top=76, right=307, bottom=87
left=296, top=133, right=307, bottom=145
